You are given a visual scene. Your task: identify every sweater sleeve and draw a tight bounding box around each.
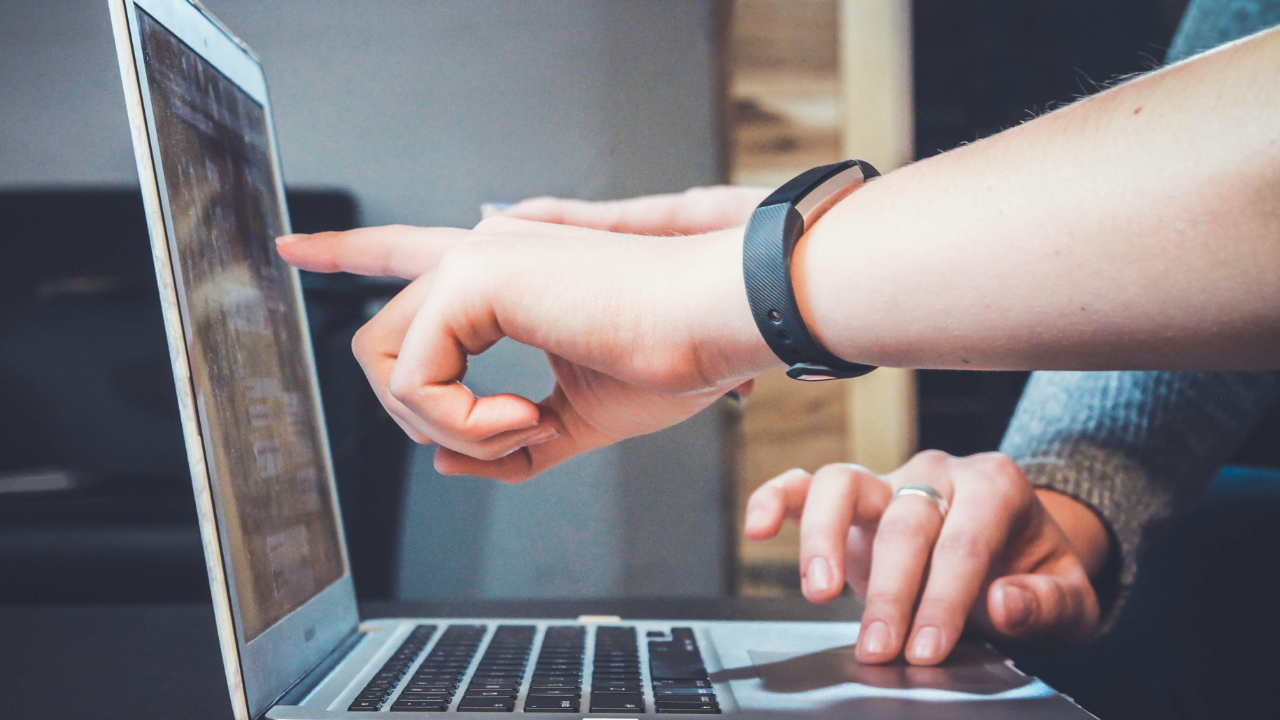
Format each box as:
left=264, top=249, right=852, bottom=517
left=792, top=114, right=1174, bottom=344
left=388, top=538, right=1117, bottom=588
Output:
left=999, top=371, right=1280, bottom=629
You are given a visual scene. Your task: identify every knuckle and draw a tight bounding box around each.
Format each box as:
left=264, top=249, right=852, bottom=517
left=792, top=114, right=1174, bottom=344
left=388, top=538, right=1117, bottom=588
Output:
left=434, top=246, right=479, bottom=285
left=917, top=596, right=970, bottom=624
left=915, top=449, right=952, bottom=464
left=878, top=512, right=936, bottom=542
left=768, top=467, right=810, bottom=488
left=863, top=590, right=915, bottom=613
left=350, top=327, right=370, bottom=360
left=907, top=449, right=952, bottom=472
left=934, top=530, right=990, bottom=562
left=473, top=215, right=523, bottom=234
left=813, top=462, right=864, bottom=482
left=975, top=452, right=1024, bottom=482
left=386, top=374, right=418, bottom=406
left=517, top=195, right=558, bottom=210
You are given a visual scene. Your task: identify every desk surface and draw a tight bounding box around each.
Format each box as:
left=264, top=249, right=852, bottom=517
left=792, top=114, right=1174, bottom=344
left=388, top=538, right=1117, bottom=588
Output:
left=0, top=597, right=862, bottom=720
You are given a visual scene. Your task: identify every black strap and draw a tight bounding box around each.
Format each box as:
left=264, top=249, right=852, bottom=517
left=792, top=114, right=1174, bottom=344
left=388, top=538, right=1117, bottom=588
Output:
left=742, top=160, right=879, bottom=381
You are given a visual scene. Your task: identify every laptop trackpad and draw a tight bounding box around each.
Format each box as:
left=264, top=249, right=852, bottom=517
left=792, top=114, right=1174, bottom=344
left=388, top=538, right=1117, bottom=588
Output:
left=744, top=643, right=1026, bottom=695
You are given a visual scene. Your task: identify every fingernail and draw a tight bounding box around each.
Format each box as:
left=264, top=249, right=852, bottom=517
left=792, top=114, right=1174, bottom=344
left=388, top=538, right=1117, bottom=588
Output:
left=432, top=452, right=454, bottom=475
left=522, top=428, right=559, bottom=448
left=805, top=556, right=832, bottom=595
left=275, top=234, right=304, bottom=245
left=859, top=620, right=891, bottom=656
left=909, top=626, right=942, bottom=662
left=1002, top=584, right=1035, bottom=629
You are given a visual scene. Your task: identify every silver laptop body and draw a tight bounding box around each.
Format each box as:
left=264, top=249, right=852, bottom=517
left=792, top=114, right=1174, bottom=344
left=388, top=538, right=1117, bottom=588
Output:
left=108, top=1, right=1094, bottom=718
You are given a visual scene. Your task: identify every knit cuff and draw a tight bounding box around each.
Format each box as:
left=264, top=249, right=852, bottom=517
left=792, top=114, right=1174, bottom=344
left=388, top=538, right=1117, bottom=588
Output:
left=1015, top=442, right=1170, bottom=635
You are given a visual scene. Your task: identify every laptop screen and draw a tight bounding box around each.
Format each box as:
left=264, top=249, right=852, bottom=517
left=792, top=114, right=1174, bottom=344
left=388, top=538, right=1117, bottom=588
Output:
left=138, top=9, right=345, bottom=642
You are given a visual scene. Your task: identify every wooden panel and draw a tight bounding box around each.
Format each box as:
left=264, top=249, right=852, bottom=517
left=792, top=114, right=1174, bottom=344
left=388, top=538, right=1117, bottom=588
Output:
left=728, top=0, right=918, bottom=596
left=840, top=0, right=917, bottom=475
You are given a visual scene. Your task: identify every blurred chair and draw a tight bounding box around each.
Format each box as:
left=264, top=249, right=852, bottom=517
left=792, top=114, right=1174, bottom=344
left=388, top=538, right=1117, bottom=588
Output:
left=0, top=188, right=411, bottom=603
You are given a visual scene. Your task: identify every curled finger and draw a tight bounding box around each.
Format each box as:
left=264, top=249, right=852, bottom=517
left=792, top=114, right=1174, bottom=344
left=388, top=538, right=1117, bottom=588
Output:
left=797, top=464, right=891, bottom=603
left=743, top=469, right=813, bottom=540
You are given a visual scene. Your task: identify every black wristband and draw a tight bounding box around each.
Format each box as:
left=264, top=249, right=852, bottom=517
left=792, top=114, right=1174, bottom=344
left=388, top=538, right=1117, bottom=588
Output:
left=742, top=159, right=880, bottom=381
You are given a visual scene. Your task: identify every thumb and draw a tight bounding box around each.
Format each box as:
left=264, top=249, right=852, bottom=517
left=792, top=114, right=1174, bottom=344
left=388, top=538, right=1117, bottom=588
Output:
left=986, top=572, right=1099, bottom=644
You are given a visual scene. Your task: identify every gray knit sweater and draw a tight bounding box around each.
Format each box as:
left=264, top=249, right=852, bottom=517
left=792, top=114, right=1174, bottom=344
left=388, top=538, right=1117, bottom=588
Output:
left=998, top=0, right=1280, bottom=628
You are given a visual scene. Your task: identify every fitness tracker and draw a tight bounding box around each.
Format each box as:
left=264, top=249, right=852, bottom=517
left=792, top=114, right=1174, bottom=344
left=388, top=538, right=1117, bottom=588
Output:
left=743, top=159, right=880, bottom=381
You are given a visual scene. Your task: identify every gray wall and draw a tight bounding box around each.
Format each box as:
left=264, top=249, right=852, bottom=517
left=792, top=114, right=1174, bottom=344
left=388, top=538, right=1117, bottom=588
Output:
left=0, top=0, right=731, bottom=600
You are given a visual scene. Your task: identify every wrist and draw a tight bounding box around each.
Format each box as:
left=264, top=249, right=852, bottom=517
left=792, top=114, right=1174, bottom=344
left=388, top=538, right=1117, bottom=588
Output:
left=1036, top=488, right=1112, bottom=578
left=685, top=227, right=784, bottom=384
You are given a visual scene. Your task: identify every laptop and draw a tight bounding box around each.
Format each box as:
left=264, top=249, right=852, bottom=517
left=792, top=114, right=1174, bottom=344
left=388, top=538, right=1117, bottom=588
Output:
left=107, top=1, right=1096, bottom=718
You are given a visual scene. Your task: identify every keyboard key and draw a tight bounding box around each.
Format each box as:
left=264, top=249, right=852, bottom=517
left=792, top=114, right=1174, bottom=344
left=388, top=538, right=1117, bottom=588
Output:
left=656, top=700, right=721, bottom=714
left=656, top=688, right=718, bottom=697
left=591, top=674, right=641, bottom=683
left=405, top=682, right=454, bottom=691
left=402, top=690, right=452, bottom=699
left=389, top=696, right=450, bottom=707
left=472, top=675, right=523, bottom=683
left=529, top=679, right=580, bottom=689
left=463, top=689, right=518, bottom=698
left=411, top=674, right=462, bottom=683
left=653, top=679, right=712, bottom=689
left=468, top=682, right=519, bottom=691
left=347, top=699, right=382, bottom=711
left=594, top=653, right=637, bottom=661
left=658, top=694, right=718, bottom=705
left=527, top=687, right=580, bottom=697
left=648, top=645, right=708, bottom=681
left=457, top=698, right=515, bottom=712
left=593, top=683, right=642, bottom=693
left=589, top=692, right=645, bottom=712
left=525, top=696, right=581, bottom=712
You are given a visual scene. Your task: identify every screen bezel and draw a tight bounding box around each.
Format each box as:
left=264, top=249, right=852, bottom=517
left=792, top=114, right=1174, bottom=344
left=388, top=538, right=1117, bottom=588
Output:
left=109, top=1, right=359, bottom=717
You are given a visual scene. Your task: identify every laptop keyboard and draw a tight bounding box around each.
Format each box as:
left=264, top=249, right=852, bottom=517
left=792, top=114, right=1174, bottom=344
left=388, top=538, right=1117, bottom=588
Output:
left=348, top=624, right=720, bottom=714
left=350, top=624, right=440, bottom=711
left=458, top=625, right=537, bottom=712
left=526, top=626, right=586, bottom=712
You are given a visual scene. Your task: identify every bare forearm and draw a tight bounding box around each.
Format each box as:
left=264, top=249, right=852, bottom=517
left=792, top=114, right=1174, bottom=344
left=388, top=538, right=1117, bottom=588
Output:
left=797, top=25, right=1280, bottom=370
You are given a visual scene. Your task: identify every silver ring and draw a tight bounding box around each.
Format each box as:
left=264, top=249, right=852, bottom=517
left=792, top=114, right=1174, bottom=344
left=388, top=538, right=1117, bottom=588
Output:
left=892, top=483, right=950, bottom=519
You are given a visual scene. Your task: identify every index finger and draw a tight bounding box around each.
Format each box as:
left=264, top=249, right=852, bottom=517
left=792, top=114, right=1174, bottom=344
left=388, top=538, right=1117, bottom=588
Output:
left=277, top=225, right=468, bottom=279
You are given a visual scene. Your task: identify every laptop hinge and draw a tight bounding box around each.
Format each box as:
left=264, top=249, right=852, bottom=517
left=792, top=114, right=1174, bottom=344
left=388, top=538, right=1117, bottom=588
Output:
left=270, top=628, right=366, bottom=712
